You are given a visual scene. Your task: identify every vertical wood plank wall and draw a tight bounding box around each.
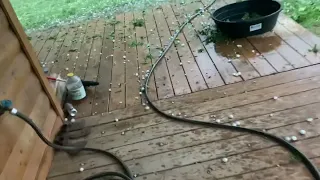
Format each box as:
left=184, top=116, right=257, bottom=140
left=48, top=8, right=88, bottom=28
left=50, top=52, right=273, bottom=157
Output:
left=0, top=1, right=63, bottom=180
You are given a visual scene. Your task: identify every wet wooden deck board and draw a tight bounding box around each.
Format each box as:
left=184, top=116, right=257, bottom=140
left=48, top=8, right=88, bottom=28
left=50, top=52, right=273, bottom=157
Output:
left=187, top=1, right=242, bottom=84
left=68, top=74, right=320, bottom=145
left=162, top=5, right=208, bottom=92
left=49, top=63, right=320, bottom=180
left=78, top=19, right=106, bottom=116
left=50, top=25, right=78, bottom=75
left=91, top=21, right=114, bottom=114
left=32, top=29, right=53, bottom=56
left=37, top=27, right=61, bottom=64
left=134, top=11, right=159, bottom=101
left=31, top=2, right=320, bottom=118
left=170, top=4, right=225, bottom=88
left=29, top=12, right=320, bottom=179
left=108, top=14, right=126, bottom=111
left=143, top=10, right=174, bottom=99
left=43, top=25, right=71, bottom=73
left=124, top=12, right=141, bottom=107
left=153, top=8, right=192, bottom=95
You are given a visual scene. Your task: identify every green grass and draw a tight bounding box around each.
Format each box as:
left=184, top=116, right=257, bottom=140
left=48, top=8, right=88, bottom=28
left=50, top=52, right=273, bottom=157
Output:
left=10, top=0, right=320, bottom=36
left=129, top=40, right=144, bottom=47
left=131, top=18, right=145, bottom=27
left=283, top=0, right=320, bottom=35
left=10, top=0, right=170, bottom=31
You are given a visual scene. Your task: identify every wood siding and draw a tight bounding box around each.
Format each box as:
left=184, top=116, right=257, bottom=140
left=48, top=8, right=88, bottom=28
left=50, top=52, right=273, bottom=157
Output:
left=0, top=1, right=63, bottom=180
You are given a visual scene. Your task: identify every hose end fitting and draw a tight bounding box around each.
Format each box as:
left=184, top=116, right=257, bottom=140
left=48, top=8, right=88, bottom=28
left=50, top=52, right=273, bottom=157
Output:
left=0, top=100, right=13, bottom=116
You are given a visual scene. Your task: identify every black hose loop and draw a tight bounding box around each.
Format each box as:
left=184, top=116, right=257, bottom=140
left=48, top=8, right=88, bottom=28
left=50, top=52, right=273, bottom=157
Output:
left=142, top=1, right=320, bottom=179
left=15, top=111, right=134, bottom=180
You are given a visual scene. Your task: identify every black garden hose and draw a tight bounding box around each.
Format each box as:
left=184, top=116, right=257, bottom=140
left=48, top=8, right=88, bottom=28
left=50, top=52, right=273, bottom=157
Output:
left=141, top=2, right=320, bottom=180
left=4, top=107, right=133, bottom=180
left=1, top=99, right=132, bottom=180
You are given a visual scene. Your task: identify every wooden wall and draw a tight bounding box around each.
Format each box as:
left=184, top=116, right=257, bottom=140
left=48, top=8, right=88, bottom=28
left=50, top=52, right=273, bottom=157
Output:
left=0, top=0, right=64, bottom=179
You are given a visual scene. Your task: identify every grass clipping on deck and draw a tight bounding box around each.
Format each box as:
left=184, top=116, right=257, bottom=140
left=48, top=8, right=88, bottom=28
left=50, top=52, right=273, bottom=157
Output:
left=198, top=23, right=229, bottom=44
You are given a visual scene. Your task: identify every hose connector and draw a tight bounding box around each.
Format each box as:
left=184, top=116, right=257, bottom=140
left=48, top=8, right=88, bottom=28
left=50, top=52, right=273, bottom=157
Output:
left=0, top=100, right=13, bottom=116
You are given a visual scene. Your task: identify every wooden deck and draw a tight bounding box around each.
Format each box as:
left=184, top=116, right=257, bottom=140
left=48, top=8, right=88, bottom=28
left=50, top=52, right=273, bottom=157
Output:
left=27, top=0, right=320, bottom=179
left=49, top=64, right=320, bottom=180
left=29, top=0, right=320, bottom=118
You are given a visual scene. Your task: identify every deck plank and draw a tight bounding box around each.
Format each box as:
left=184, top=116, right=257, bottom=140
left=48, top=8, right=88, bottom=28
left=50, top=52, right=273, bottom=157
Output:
left=278, top=13, right=320, bottom=47
left=69, top=96, right=320, bottom=146
left=33, top=29, right=53, bottom=55
left=70, top=20, right=97, bottom=117
left=28, top=31, right=41, bottom=47
left=143, top=10, right=175, bottom=99
left=50, top=102, right=320, bottom=177
left=162, top=5, right=208, bottom=92
left=135, top=145, right=313, bottom=180
left=220, top=163, right=312, bottom=180
left=247, top=33, right=294, bottom=72
left=50, top=26, right=78, bottom=74
left=134, top=11, right=159, bottom=101
left=109, top=15, right=126, bottom=111
left=190, top=1, right=242, bottom=84
left=215, top=42, right=261, bottom=80
left=52, top=69, right=317, bottom=143
left=68, top=22, right=89, bottom=74
left=70, top=84, right=320, bottom=150
left=276, top=41, right=311, bottom=68
left=37, top=27, right=60, bottom=63
left=274, top=23, right=320, bottom=64
left=76, top=19, right=105, bottom=117
left=153, top=8, right=192, bottom=95
left=61, top=22, right=88, bottom=78
left=124, top=13, right=142, bottom=107
left=50, top=125, right=320, bottom=179
left=43, top=26, right=70, bottom=72
left=168, top=4, right=225, bottom=88
left=67, top=74, right=320, bottom=144
left=234, top=38, right=277, bottom=75
left=73, top=63, right=320, bottom=128
left=91, top=20, right=114, bottom=114
left=73, top=20, right=98, bottom=79
left=53, top=75, right=320, bottom=167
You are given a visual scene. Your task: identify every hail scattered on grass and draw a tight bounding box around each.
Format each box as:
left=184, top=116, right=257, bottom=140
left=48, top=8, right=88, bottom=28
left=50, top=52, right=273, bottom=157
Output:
left=16, top=0, right=179, bottom=32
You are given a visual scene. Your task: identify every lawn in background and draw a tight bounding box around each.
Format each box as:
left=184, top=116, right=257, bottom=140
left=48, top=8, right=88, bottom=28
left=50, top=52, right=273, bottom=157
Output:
left=10, top=0, right=320, bottom=35
left=10, top=0, right=169, bottom=31
left=283, top=0, right=320, bottom=35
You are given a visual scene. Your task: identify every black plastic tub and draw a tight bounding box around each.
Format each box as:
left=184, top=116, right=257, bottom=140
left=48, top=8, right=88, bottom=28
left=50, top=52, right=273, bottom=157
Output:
left=211, top=0, right=282, bottom=38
